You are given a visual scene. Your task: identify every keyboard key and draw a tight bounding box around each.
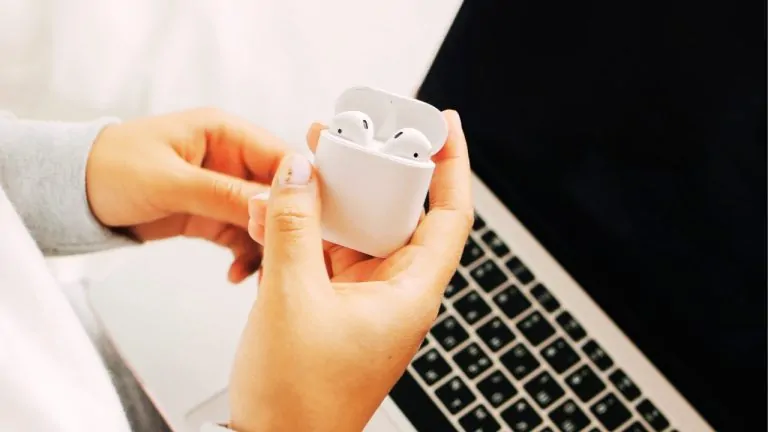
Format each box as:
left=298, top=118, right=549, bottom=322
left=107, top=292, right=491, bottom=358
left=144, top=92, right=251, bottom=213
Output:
left=541, top=337, right=580, bottom=373
left=473, top=212, right=486, bottom=231
left=493, top=285, right=532, bottom=318
left=500, top=399, right=542, bottom=432
left=470, top=260, right=508, bottom=292
left=436, top=376, right=477, bottom=414
left=540, top=428, right=554, bottom=432
left=420, top=337, right=429, bottom=350
left=500, top=344, right=540, bottom=380
left=582, top=340, right=614, bottom=371
left=412, top=349, right=451, bottom=385
left=550, top=399, right=591, bottom=432
left=556, top=312, right=587, bottom=342
left=517, top=311, right=556, bottom=346
left=622, top=422, right=648, bottom=432
left=454, top=291, right=492, bottom=325
left=566, top=365, right=606, bottom=402
left=431, top=316, right=469, bottom=351
left=390, top=372, right=457, bottom=431
left=591, top=393, right=632, bottom=430
left=608, top=369, right=641, bottom=402
left=477, top=317, right=516, bottom=352
left=438, top=303, right=447, bottom=316
left=477, top=370, right=517, bottom=407
left=505, top=256, right=534, bottom=284
left=459, top=404, right=501, bottom=432
left=481, top=230, right=510, bottom=257
left=462, top=237, right=485, bottom=266
left=636, top=399, right=670, bottom=431
left=446, top=271, right=469, bottom=298
left=530, top=283, right=560, bottom=312
left=523, top=371, right=564, bottom=408
left=454, top=343, right=493, bottom=379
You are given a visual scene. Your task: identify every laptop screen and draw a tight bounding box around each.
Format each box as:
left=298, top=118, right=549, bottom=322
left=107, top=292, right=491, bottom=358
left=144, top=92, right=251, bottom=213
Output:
left=417, top=1, right=766, bottom=430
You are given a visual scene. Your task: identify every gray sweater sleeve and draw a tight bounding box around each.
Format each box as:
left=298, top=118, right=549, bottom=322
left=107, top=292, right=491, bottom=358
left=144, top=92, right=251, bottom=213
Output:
left=0, top=113, right=136, bottom=255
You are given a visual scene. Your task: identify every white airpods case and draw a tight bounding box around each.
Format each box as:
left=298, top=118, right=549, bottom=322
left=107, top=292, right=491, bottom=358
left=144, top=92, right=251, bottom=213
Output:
left=314, top=86, right=448, bottom=258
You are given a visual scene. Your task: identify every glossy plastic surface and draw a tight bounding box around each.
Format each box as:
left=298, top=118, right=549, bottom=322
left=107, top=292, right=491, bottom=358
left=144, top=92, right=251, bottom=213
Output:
left=315, top=86, right=447, bottom=257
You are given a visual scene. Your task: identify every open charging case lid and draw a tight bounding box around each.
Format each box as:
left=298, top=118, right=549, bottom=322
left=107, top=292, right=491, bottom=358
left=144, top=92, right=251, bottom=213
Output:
left=334, top=86, right=449, bottom=156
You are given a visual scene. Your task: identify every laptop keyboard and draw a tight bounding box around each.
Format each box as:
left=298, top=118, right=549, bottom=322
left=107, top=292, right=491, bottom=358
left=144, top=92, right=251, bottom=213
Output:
left=390, top=213, right=675, bottom=432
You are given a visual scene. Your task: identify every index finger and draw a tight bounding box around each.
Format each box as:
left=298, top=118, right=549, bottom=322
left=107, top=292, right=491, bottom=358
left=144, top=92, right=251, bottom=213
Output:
left=407, top=110, right=474, bottom=286
left=194, top=108, right=289, bottom=184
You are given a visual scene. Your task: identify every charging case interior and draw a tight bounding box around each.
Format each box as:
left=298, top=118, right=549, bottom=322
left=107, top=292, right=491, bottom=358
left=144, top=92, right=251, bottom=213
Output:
left=334, top=86, right=448, bottom=155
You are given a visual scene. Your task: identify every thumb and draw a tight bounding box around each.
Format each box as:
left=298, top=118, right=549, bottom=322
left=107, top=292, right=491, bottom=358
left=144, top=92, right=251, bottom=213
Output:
left=261, top=153, right=327, bottom=283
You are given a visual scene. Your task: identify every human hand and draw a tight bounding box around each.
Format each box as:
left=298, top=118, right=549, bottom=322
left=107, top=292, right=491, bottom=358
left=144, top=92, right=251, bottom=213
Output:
left=85, top=108, right=288, bottom=283
left=228, top=111, right=472, bottom=432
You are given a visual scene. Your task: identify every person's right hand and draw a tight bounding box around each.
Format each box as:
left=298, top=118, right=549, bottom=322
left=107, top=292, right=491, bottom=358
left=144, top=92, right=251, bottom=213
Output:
left=228, top=111, right=472, bottom=432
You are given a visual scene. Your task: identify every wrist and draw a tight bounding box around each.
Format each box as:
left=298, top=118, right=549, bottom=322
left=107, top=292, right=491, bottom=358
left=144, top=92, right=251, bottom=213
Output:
left=84, top=123, right=120, bottom=227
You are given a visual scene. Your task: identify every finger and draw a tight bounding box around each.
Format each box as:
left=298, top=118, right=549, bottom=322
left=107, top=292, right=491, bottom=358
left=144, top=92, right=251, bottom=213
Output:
left=248, top=215, right=334, bottom=277
left=261, top=153, right=328, bottom=288
left=306, top=122, right=326, bottom=153
left=229, top=249, right=262, bottom=283
left=248, top=183, right=368, bottom=277
left=250, top=222, right=368, bottom=277
left=407, top=110, right=473, bottom=290
left=324, top=242, right=369, bottom=276
left=209, top=225, right=263, bottom=283
left=306, top=122, right=369, bottom=274
left=248, top=192, right=269, bottom=223
left=173, top=166, right=268, bottom=229
left=247, top=192, right=268, bottom=244
left=247, top=219, right=265, bottom=244
left=192, top=108, right=288, bottom=184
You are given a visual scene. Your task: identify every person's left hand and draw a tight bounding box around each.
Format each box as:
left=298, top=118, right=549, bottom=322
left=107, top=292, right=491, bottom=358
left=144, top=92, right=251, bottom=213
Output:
left=85, top=108, right=289, bottom=283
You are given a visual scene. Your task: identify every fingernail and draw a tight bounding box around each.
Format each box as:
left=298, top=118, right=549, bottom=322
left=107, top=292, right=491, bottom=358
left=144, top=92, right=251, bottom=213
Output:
left=278, top=153, right=312, bottom=186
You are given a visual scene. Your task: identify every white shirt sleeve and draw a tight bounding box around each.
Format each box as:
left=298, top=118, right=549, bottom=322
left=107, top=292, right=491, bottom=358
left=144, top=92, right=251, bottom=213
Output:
left=0, top=113, right=136, bottom=255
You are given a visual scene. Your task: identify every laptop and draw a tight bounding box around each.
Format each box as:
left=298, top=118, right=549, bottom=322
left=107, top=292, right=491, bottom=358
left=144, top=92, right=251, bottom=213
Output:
left=91, top=0, right=765, bottom=430
left=382, top=1, right=765, bottom=431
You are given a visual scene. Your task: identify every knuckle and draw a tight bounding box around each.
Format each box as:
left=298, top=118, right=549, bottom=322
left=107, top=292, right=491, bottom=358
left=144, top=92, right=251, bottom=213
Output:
left=271, top=207, right=310, bottom=233
left=213, top=177, right=244, bottom=204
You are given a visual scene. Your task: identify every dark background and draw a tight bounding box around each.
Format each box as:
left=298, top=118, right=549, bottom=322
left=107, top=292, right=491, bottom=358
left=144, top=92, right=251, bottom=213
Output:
left=417, top=0, right=766, bottom=430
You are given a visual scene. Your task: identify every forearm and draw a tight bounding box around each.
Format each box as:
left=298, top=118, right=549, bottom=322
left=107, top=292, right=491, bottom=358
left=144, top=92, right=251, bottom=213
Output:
left=0, top=113, right=134, bottom=255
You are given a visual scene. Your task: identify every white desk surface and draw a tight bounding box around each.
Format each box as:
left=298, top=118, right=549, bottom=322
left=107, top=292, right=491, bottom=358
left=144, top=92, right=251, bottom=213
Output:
left=31, top=1, right=466, bottom=430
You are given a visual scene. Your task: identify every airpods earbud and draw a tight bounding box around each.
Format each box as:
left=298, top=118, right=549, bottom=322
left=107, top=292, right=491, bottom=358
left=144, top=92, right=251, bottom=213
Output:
left=314, top=86, right=449, bottom=257
left=328, top=110, right=374, bottom=146
left=380, top=128, right=433, bottom=161
left=328, top=113, right=432, bottom=162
